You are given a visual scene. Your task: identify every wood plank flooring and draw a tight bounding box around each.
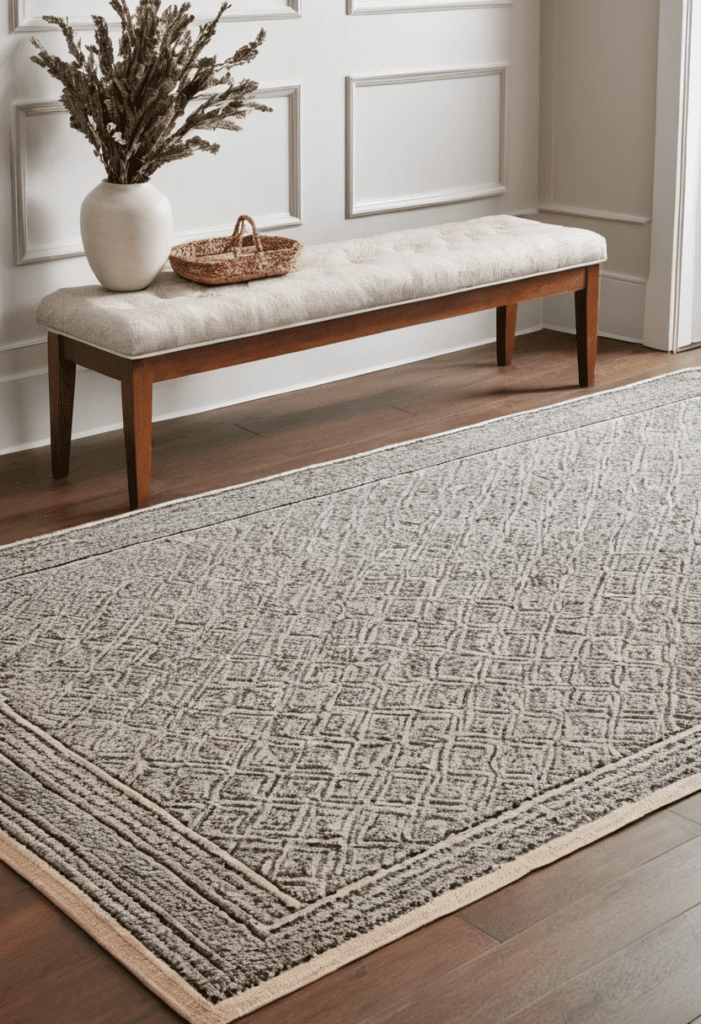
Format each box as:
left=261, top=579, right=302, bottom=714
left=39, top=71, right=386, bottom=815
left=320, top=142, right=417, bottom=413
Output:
left=2, top=328, right=701, bottom=1024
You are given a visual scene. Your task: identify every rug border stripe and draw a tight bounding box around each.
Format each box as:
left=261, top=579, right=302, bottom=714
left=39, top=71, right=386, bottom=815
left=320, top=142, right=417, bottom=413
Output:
left=4, top=771, right=701, bottom=1024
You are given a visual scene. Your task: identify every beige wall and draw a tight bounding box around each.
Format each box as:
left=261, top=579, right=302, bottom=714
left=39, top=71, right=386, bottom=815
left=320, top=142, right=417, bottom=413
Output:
left=539, top=0, right=659, bottom=285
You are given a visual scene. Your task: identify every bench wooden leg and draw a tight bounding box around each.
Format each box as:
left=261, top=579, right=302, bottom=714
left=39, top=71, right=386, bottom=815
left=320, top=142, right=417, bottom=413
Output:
left=121, top=362, right=153, bottom=510
left=48, top=332, right=77, bottom=479
left=496, top=304, right=518, bottom=366
left=575, top=263, right=600, bottom=386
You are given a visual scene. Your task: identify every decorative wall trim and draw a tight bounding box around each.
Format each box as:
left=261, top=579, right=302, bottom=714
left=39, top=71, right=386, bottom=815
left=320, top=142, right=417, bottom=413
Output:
left=346, top=65, right=508, bottom=218
left=12, top=0, right=300, bottom=31
left=347, top=0, right=510, bottom=13
left=538, top=204, right=651, bottom=226
left=12, top=84, right=302, bottom=266
left=11, top=101, right=80, bottom=265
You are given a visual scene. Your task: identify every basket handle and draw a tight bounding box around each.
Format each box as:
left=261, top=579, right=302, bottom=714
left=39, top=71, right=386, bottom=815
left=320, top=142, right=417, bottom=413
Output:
left=227, top=215, right=263, bottom=254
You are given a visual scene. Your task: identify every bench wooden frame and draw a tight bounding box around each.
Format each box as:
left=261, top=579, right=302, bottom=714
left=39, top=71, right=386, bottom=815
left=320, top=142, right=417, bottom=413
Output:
left=48, top=262, right=600, bottom=510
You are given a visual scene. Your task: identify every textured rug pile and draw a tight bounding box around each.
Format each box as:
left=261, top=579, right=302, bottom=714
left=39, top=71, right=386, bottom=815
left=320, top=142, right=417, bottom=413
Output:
left=2, top=369, right=701, bottom=1023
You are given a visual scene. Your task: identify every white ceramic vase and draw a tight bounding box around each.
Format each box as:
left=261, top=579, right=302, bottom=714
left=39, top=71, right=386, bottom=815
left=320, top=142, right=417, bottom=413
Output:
left=80, top=180, right=174, bottom=291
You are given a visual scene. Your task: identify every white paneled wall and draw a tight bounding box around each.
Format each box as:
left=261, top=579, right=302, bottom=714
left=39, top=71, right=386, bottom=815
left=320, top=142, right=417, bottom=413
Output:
left=2, top=0, right=542, bottom=455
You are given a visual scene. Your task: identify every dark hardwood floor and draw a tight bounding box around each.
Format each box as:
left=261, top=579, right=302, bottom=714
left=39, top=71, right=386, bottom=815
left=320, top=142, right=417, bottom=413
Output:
left=3, top=327, right=701, bottom=1024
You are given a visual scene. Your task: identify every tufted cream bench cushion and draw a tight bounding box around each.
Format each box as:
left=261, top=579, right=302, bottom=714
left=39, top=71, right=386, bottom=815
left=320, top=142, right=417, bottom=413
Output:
left=37, top=215, right=606, bottom=359
left=38, top=214, right=606, bottom=510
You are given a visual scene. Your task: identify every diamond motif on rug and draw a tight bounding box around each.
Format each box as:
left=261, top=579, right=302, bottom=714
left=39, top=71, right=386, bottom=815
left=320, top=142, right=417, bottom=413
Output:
left=2, top=370, right=701, bottom=1023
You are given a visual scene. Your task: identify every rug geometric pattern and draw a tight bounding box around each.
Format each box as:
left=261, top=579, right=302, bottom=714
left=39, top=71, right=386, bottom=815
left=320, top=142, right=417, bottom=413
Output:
left=2, top=370, right=701, bottom=1021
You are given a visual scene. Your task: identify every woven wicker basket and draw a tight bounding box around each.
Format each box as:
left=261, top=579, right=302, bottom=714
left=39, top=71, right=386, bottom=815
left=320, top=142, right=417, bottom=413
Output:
left=169, top=214, right=303, bottom=286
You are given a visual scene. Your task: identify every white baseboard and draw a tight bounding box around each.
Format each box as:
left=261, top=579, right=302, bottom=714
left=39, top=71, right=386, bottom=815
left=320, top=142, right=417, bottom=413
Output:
left=542, top=272, right=646, bottom=345
left=1, top=303, right=547, bottom=457
left=541, top=324, right=640, bottom=345
left=0, top=274, right=648, bottom=458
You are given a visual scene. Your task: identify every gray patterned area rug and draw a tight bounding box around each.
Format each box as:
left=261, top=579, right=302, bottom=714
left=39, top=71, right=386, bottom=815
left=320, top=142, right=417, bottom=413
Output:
left=3, top=369, right=701, bottom=1023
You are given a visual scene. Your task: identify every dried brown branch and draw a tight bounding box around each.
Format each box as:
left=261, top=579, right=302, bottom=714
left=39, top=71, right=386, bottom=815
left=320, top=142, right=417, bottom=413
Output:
left=29, top=0, right=271, bottom=184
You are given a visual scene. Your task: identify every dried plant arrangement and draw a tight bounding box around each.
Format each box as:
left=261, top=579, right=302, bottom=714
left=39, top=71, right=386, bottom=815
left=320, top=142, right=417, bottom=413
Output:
left=29, top=0, right=272, bottom=184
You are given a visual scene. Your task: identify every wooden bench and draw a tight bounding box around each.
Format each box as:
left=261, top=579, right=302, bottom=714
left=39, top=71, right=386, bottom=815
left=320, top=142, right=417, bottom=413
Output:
left=37, top=215, right=606, bottom=511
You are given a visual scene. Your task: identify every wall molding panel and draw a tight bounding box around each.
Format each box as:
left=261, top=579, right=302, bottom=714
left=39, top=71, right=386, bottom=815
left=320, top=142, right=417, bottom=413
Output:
left=538, top=204, right=651, bottom=225
left=12, top=101, right=85, bottom=265
left=12, top=0, right=300, bottom=32
left=346, top=65, right=508, bottom=218
left=347, top=0, right=510, bottom=13
left=12, top=85, right=302, bottom=266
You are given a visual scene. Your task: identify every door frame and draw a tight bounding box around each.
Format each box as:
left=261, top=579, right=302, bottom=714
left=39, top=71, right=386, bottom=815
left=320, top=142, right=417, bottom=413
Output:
left=644, top=0, right=701, bottom=352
